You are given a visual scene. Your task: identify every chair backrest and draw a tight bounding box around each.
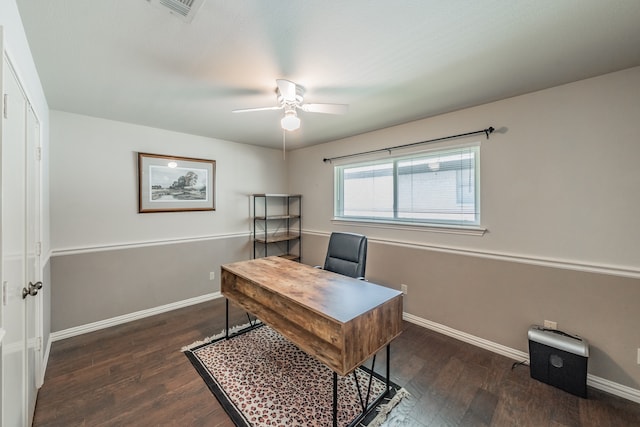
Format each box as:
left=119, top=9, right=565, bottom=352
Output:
left=323, top=232, right=368, bottom=279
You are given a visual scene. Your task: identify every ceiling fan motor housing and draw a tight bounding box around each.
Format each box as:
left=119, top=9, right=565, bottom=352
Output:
left=276, top=85, right=305, bottom=107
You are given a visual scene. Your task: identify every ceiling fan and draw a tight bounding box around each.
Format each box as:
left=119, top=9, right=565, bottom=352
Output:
left=232, top=79, right=348, bottom=131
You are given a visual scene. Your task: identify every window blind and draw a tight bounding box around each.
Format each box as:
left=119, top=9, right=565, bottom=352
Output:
left=335, top=145, right=480, bottom=226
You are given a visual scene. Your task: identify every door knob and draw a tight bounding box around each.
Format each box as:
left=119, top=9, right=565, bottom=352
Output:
left=21, top=281, right=43, bottom=299
left=22, top=286, right=37, bottom=299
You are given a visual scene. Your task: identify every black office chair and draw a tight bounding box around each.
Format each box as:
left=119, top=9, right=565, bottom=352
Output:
left=321, top=232, right=368, bottom=279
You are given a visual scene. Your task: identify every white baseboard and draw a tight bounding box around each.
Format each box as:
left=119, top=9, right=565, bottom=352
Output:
left=587, top=375, right=640, bottom=404
left=403, top=312, right=529, bottom=361
left=50, top=293, right=222, bottom=342
left=403, top=312, right=640, bottom=404
left=40, top=335, right=52, bottom=388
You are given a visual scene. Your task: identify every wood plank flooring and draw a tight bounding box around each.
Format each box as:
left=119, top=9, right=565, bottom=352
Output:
left=33, top=298, right=640, bottom=426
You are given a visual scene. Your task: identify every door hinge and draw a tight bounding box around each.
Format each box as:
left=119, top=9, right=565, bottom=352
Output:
left=36, top=337, right=43, bottom=351
left=36, top=146, right=42, bottom=161
left=36, top=242, right=42, bottom=256
left=3, top=94, right=7, bottom=119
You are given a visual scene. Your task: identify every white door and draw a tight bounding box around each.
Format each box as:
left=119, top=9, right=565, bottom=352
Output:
left=2, top=54, right=42, bottom=427
left=2, top=54, right=28, bottom=427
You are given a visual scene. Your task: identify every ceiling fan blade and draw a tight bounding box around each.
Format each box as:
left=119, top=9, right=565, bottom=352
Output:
left=301, top=103, right=349, bottom=114
left=276, top=79, right=297, bottom=102
left=232, top=106, right=283, bottom=113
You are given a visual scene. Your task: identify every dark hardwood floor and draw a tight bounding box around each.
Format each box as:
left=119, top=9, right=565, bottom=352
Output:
left=34, top=299, right=640, bottom=426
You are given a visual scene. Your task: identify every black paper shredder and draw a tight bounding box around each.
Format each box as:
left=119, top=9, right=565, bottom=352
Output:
left=528, top=325, right=589, bottom=398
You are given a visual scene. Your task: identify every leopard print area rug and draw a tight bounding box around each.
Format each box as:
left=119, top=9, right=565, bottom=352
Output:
left=183, top=325, right=408, bottom=427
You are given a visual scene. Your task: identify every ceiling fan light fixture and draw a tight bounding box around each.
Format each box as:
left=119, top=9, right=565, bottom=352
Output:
left=281, top=110, right=301, bottom=131
left=235, top=79, right=348, bottom=132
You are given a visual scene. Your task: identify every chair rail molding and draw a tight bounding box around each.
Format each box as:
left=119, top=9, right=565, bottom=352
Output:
left=302, top=229, right=640, bottom=279
left=51, top=231, right=252, bottom=257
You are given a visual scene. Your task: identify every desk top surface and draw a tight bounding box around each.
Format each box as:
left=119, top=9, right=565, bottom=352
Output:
left=221, top=256, right=402, bottom=324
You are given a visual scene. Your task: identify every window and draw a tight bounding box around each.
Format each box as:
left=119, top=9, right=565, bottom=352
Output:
left=334, top=145, right=480, bottom=227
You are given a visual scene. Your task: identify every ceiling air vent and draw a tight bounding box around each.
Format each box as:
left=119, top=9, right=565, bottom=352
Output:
left=147, top=0, right=205, bottom=22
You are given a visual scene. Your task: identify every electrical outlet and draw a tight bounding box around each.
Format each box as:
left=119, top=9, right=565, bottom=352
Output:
left=543, top=320, right=557, bottom=330
left=400, top=284, right=408, bottom=295
left=209, top=272, right=215, bottom=281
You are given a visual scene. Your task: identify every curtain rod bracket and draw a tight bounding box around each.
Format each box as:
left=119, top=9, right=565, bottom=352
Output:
left=485, top=126, right=495, bottom=139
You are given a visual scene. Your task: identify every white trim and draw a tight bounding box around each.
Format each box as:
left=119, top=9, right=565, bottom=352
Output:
left=0, top=328, right=5, bottom=345
left=587, top=375, right=640, bottom=403
left=403, top=313, right=527, bottom=361
left=50, top=292, right=222, bottom=342
left=332, top=144, right=483, bottom=235
left=51, top=232, right=251, bottom=257
left=42, top=248, right=52, bottom=269
left=331, top=218, right=486, bottom=236
left=403, top=312, right=640, bottom=404
left=40, top=334, right=52, bottom=388
left=303, top=229, right=640, bottom=279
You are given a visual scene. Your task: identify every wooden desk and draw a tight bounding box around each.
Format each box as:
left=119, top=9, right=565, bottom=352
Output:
left=220, top=256, right=403, bottom=376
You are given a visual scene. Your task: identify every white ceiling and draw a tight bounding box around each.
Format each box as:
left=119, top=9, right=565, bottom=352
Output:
left=16, top=0, right=640, bottom=150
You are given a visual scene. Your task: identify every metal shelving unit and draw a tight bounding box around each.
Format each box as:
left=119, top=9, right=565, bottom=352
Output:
left=252, top=194, right=301, bottom=261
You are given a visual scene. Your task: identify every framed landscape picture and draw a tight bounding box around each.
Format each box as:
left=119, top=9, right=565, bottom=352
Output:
left=138, top=152, right=216, bottom=213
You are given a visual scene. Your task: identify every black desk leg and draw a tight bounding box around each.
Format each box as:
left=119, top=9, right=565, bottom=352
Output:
left=332, top=344, right=392, bottom=427
left=225, top=298, right=229, bottom=339
left=386, top=344, right=391, bottom=391
left=333, top=371, right=338, bottom=427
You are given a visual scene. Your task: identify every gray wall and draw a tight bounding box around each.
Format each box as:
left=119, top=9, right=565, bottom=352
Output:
left=49, top=111, right=288, bottom=332
left=303, top=233, right=639, bottom=389
left=50, top=236, right=250, bottom=331
left=289, top=67, right=640, bottom=390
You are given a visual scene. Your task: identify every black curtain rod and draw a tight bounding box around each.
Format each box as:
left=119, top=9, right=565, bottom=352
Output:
left=322, top=126, right=495, bottom=163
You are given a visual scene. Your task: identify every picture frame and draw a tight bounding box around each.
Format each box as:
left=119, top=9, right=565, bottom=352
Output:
left=138, top=152, right=216, bottom=213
